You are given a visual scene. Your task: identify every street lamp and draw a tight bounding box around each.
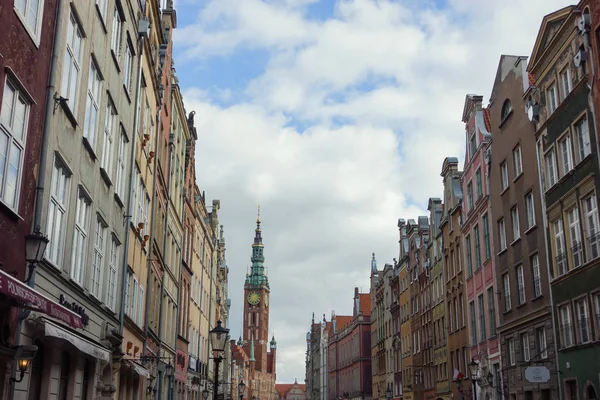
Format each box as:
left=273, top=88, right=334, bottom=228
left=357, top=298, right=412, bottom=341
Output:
left=468, top=359, right=479, bottom=400
left=9, top=345, right=38, bottom=384
left=386, top=386, right=393, bottom=400
left=210, top=321, right=230, bottom=400
left=239, top=380, right=246, bottom=400
left=203, top=388, right=210, bottom=400
left=24, top=229, right=49, bottom=283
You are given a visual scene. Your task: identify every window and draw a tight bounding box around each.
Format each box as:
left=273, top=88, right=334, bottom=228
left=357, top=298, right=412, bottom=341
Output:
left=106, top=237, right=119, bottom=311
left=531, top=254, right=541, bottom=298
left=575, top=117, right=591, bottom=162
left=465, top=235, right=472, bottom=276
left=473, top=225, right=481, bottom=269
left=500, top=161, right=509, bottom=190
left=0, top=80, right=29, bottom=209
left=46, top=159, right=71, bottom=266
left=526, top=192, right=535, bottom=228
left=460, top=293, right=465, bottom=327
left=115, top=130, right=127, bottom=199
left=498, top=218, right=506, bottom=251
left=568, top=207, right=582, bottom=268
left=483, top=213, right=490, bottom=259
left=545, top=150, right=557, bottom=188
left=560, top=67, right=572, bottom=98
left=594, top=294, right=600, bottom=341
left=516, top=264, right=525, bottom=305
left=583, top=194, right=600, bottom=259
left=488, top=287, right=496, bottom=336
left=467, top=181, right=474, bottom=210
left=511, top=206, right=520, bottom=241
left=520, top=333, right=530, bottom=362
left=131, top=276, right=139, bottom=322
left=470, top=132, right=477, bottom=158
left=90, top=218, right=106, bottom=298
left=537, top=328, right=547, bottom=359
left=554, top=219, right=567, bottom=276
left=71, top=189, right=91, bottom=285
left=501, top=99, right=512, bottom=120
left=101, top=101, right=117, bottom=177
left=503, top=273, right=511, bottom=311
left=558, top=135, right=573, bottom=176
left=123, top=40, right=134, bottom=92
left=83, top=62, right=101, bottom=148
left=559, top=305, right=573, bottom=347
left=547, top=83, right=558, bottom=113
left=14, top=0, right=44, bottom=40
left=576, top=298, right=590, bottom=343
left=138, top=285, right=144, bottom=327
left=61, top=12, right=84, bottom=113
left=96, top=0, right=108, bottom=20
left=469, top=301, right=476, bottom=345
left=478, top=294, right=486, bottom=342
left=475, top=168, right=482, bottom=198
left=513, top=145, right=522, bottom=177
left=110, top=6, right=122, bottom=58
left=507, top=338, right=515, bottom=366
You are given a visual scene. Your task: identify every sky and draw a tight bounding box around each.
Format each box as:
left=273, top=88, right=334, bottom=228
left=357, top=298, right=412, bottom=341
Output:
left=171, top=0, right=573, bottom=384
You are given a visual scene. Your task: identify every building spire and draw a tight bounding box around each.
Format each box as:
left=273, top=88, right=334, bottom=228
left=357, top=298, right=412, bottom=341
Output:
left=257, top=204, right=261, bottom=225
left=371, top=252, right=377, bottom=271
left=246, top=205, right=269, bottom=287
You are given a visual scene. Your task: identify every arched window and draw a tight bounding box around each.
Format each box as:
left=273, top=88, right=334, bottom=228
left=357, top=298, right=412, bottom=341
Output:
left=501, top=99, right=513, bottom=120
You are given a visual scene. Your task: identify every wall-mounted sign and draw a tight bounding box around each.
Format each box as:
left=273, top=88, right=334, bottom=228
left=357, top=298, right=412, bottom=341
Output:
left=59, top=294, right=90, bottom=326
left=525, top=366, right=550, bottom=383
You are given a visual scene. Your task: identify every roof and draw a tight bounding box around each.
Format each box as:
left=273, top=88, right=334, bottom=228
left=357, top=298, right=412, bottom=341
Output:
left=360, top=293, right=370, bottom=316
left=276, top=383, right=306, bottom=398
left=483, top=108, right=492, bottom=132
left=335, top=315, right=353, bottom=331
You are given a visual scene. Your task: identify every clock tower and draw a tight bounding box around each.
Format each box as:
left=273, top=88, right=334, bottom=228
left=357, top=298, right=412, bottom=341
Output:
left=243, top=205, right=270, bottom=347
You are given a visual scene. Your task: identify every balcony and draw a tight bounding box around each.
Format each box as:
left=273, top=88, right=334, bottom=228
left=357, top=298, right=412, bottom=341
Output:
left=571, top=242, right=583, bottom=269
left=587, top=233, right=600, bottom=260
left=555, top=252, right=567, bottom=277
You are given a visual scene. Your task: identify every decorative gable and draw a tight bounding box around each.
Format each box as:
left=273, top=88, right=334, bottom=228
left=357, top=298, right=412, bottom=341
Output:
left=529, top=6, right=575, bottom=72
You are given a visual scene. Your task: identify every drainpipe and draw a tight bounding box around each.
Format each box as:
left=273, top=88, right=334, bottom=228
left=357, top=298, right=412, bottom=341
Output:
left=9, top=0, right=65, bottom=398
left=535, top=135, right=562, bottom=400
left=119, top=20, right=146, bottom=338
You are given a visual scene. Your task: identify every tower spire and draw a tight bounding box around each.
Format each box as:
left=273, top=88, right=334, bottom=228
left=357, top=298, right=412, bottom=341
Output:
left=249, top=332, right=256, bottom=362
left=246, top=205, right=269, bottom=287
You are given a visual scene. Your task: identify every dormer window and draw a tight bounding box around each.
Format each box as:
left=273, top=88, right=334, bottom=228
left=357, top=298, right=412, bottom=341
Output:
left=501, top=99, right=513, bottom=121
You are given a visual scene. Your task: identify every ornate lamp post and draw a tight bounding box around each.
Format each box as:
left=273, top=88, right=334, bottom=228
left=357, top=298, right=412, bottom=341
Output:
left=386, top=386, right=393, bottom=400
left=210, top=321, right=230, bottom=400
left=238, top=380, right=246, bottom=400
left=468, top=359, right=479, bottom=400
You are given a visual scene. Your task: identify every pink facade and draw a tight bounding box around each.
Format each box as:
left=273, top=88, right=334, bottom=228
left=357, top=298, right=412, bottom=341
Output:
left=460, top=95, right=501, bottom=380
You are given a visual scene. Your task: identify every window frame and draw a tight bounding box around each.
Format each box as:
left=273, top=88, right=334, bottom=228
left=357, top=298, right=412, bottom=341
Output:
left=525, top=192, right=535, bottom=229
left=71, top=187, right=91, bottom=286
left=90, top=216, right=107, bottom=299
left=546, top=83, right=558, bottom=114
left=0, top=78, right=30, bottom=210
left=83, top=61, right=102, bottom=149
left=13, top=0, right=45, bottom=45
left=531, top=254, right=541, bottom=298
left=511, top=206, right=520, bottom=241
left=513, top=145, right=523, bottom=177
left=500, top=161, right=509, bottom=191
left=61, top=11, right=84, bottom=115
left=545, top=149, right=557, bottom=189
left=45, top=156, right=72, bottom=267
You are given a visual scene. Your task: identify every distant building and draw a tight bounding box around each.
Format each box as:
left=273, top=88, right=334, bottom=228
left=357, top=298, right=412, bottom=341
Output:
left=277, top=379, right=307, bottom=400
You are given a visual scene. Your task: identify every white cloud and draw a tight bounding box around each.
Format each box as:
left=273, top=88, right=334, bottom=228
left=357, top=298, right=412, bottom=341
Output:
left=175, top=0, right=573, bottom=383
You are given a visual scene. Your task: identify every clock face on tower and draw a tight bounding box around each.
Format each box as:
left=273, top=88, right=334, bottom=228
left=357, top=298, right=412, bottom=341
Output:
left=247, top=291, right=261, bottom=305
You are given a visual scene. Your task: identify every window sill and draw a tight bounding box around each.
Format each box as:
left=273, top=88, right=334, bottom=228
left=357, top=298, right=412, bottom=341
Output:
left=503, top=309, right=512, bottom=315
left=123, top=84, right=132, bottom=103
left=111, top=50, right=121, bottom=72
left=497, top=248, right=508, bottom=256
left=516, top=302, right=526, bottom=309
left=60, top=101, right=78, bottom=128
left=510, top=237, right=522, bottom=246
left=525, top=225, right=537, bottom=235
left=0, top=199, right=24, bottom=221
left=100, top=167, right=113, bottom=188
left=513, top=172, right=523, bottom=183
left=114, top=193, right=124, bottom=208
left=82, top=137, right=98, bottom=160
left=501, top=186, right=509, bottom=196
left=532, top=294, right=544, bottom=302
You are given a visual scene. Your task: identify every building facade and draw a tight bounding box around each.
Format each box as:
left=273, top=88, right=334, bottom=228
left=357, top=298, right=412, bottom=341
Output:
left=397, top=221, right=412, bottom=400
left=528, top=6, right=600, bottom=399
left=277, top=379, right=307, bottom=400
left=460, top=94, right=501, bottom=400
left=0, top=0, right=59, bottom=395
left=439, top=157, right=470, bottom=400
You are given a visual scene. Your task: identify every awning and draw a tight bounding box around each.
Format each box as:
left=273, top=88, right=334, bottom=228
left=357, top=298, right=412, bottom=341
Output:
left=43, top=319, right=111, bottom=362
left=0, top=269, right=83, bottom=329
left=124, top=360, right=150, bottom=378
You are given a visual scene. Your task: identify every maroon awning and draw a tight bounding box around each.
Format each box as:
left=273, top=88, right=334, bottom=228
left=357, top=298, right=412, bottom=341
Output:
left=0, top=269, right=83, bottom=329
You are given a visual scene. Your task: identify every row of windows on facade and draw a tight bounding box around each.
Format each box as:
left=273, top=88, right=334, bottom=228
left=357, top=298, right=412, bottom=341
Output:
left=556, top=292, right=600, bottom=349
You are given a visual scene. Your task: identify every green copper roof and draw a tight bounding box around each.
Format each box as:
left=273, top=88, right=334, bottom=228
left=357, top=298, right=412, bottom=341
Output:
left=245, top=205, right=269, bottom=287
left=249, top=332, right=256, bottom=362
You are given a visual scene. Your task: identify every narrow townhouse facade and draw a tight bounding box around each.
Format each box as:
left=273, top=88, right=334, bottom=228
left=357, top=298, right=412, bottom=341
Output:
left=0, top=0, right=59, bottom=395
left=488, top=53, right=558, bottom=400
left=328, top=289, right=372, bottom=400
left=171, top=78, right=191, bottom=396
left=419, top=218, right=434, bottom=400
left=390, top=262, right=402, bottom=400
left=528, top=6, right=600, bottom=399
left=427, top=198, right=450, bottom=400
left=370, top=254, right=385, bottom=400
left=397, top=221, right=412, bottom=400
left=15, top=0, right=149, bottom=396
left=408, top=218, right=426, bottom=400
left=382, top=262, right=395, bottom=400
left=460, top=94, right=501, bottom=400
left=439, top=157, right=470, bottom=400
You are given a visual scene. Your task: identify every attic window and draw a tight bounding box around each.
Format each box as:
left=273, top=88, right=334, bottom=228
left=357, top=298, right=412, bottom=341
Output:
left=501, top=99, right=513, bottom=121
